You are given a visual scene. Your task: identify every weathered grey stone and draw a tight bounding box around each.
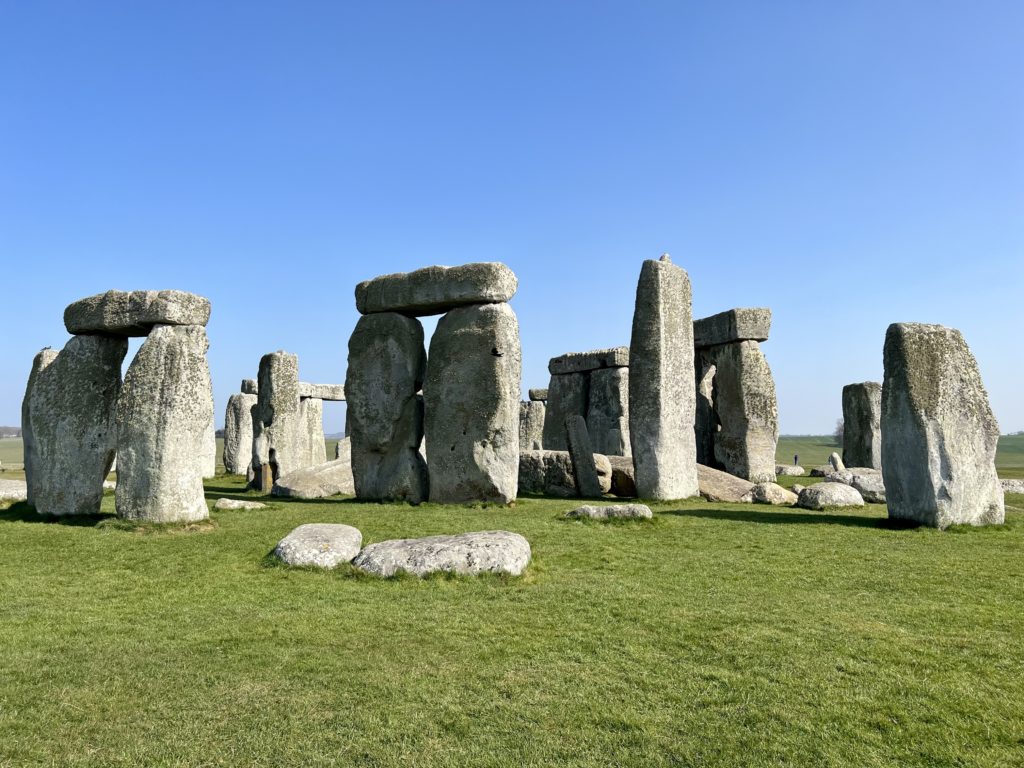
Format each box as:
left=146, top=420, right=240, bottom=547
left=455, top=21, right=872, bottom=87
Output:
left=518, top=450, right=576, bottom=497
left=21, top=347, right=59, bottom=505
left=425, top=303, right=521, bottom=504
left=64, top=290, right=211, bottom=336
left=240, top=379, right=258, bottom=395
left=25, top=336, right=126, bottom=516
left=775, top=464, right=806, bottom=477
left=587, top=367, right=630, bottom=456
left=345, top=313, right=428, bottom=503
left=842, top=382, right=882, bottom=469
left=519, top=400, right=545, bottom=452
left=250, top=351, right=306, bottom=490
left=567, top=503, right=652, bottom=519
left=851, top=473, right=886, bottom=504
left=528, top=388, right=548, bottom=402
left=566, top=415, right=603, bottom=498
left=796, top=482, right=865, bottom=510
left=694, top=352, right=716, bottom=466
left=607, top=455, right=636, bottom=498
left=300, top=397, right=328, bottom=467
left=274, top=523, right=362, bottom=569
left=298, top=382, right=346, bottom=401
left=214, top=498, right=266, bottom=510
left=223, top=393, right=258, bottom=474
left=882, top=323, right=1004, bottom=528
left=750, top=482, right=798, bottom=506
left=693, top=308, right=771, bottom=348
left=272, top=457, right=355, bottom=499
left=116, top=325, right=212, bottom=522
left=356, top=262, right=517, bottom=316
left=593, top=453, right=613, bottom=494
left=548, top=347, right=629, bottom=376
left=201, top=412, right=217, bottom=478
left=542, top=372, right=588, bottom=451
left=697, top=464, right=755, bottom=503
left=335, top=436, right=351, bottom=462
left=1001, top=479, right=1024, bottom=495
left=828, top=451, right=845, bottom=472
left=628, top=256, right=698, bottom=499
left=353, top=531, right=531, bottom=578
left=0, top=479, right=28, bottom=503
left=792, top=483, right=806, bottom=495
left=810, top=466, right=831, bottom=477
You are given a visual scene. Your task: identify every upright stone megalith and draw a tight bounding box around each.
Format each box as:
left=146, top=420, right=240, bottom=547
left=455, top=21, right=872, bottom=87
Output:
left=842, top=382, right=882, bottom=470
left=345, top=313, right=429, bottom=503
left=301, top=397, right=328, bottom=467
left=542, top=372, right=588, bottom=451
left=565, top=415, right=602, bottom=498
left=25, top=336, right=126, bottom=515
left=116, top=325, right=212, bottom=522
left=21, top=348, right=58, bottom=505
left=587, top=367, right=630, bottom=456
left=881, top=323, right=1004, bottom=528
left=519, top=400, right=545, bottom=451
left=223, top=393, right=258, bottom=474
left=628, top=255, right=698, bottom=499
left=424, top=303, right=521, bottom=504
left=250, top=351, right=304, bottom=490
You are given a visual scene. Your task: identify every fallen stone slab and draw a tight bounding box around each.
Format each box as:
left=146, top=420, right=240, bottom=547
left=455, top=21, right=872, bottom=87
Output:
left=274, top=523, right=362, bottom=568
left=796, top=482, right=865, bottom=510
left=240, top=379, right=258, bottom=395
left=528, top=388, right=548, bottom=402
left=566, top=503, right=652, bottom=520
left=548, top=347, right=629, bottom=376
left=353, top=531, right=531, bottom=578
left=750, top=482, right=798, bottom=506
left=298, top=382, right=346, bottom=401
left=355, top=262, right=517, bottom=316
left=693, top=308, right=771, bottom=348
left=214, top=498, right=267, bottom=510
left=272, top=458, right=355, bottom=499
left=0, top=479, right=28, bottom=502
left=65, top=290, right=211, bottom=336
left=775, top=465, right=805, bottom=477
left=1001, top=479, right=1024, bottom=495
left=697, top=464, right=755, bottom=503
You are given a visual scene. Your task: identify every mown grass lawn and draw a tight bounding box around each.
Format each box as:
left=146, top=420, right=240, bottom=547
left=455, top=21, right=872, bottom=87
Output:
left=1, top=476, right=1022, bottom=767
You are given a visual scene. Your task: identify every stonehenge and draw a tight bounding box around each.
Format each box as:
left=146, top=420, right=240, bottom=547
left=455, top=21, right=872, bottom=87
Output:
left=881, top=323, right=1004, bottom=528
left=842, top=382, right=882, bottom=469
left=223, top=393, right=258, bottom=475
left=519, top=400, right=545, bottom=451
left=565, top=415, right=603, bottom=498
left=543, top=347, right=630, bottom=454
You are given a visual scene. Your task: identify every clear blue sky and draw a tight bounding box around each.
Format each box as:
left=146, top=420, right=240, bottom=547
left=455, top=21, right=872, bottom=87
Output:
left=2, top=1, right=1021, bottom=435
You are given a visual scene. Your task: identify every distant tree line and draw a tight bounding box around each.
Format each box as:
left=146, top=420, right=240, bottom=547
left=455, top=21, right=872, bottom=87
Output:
left=0, top=426, right=22, bottom=438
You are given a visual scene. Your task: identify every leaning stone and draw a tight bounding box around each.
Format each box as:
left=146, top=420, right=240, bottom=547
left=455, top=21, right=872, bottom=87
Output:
left=274, top=524, right=362, bottom=569
left=566, top=503, right=652, bottom=519
left=828, top=451, right=845, bottom=472
left=796, top=482, right=865, bottom=510
left=528, top=388, right=548, bottom=402
left=519, top=400, right=545, bottom=452
left=250, top=351, right=307, bottom=489
left=607, top=456, right=637, bottom=498
left=593, top=453, right=613, bottom=494
left=116, top=325, right=212, bottom=522
left=424, top=303, right=521, bottom=504
left=356, top=262, right=517, bottom=316
left=64, top=290, right=211, bottom=336
left=21, top=347, right=59, bottom=505
left=825, top=470, right=854, bottom=486
left=542, top=372, right=588, bottom=451
left=693, top=308, right=771, bottom=348
left=297, top=382, right=346, bottom=401
left=750, top=482, right=798, bottom=506
left=214, top=498, right=267, bottom=510
left=240, top=378, right=258, bottom=395
left=628, top=255, right=698, bottom=499
left=1001, top=479, right=1024, bottom=495
left=882, top=323, right=1004, bottom=528
left=272, top=458, right=355, bottom=499
left=27, top=336, right=126, bottom=516
left=775, top=464, right=806, bottom=477
left=346, top=313, right=429, bottom=503
left=697, top=464, right=755, bottom=503
left=352, top=531, right=531, bottom=578
left=842, top=382, right=882, bottom=469
left=223, top=393, right=258, bottom=474
left=587, top=367, right=630, bottom=456
left=548, top=347, right=629, bottom=376
left=565, top=415, right=603, bottom=498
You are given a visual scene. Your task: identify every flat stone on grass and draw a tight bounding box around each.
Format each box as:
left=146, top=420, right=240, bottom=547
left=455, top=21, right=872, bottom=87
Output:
left=353, top=531, right=531, bottom=578
left=273, top=524, right=363, bottom=569
left=214, top=498, right=267, bottom=510
left=796, top=482, right=865, bottom=510
left=566, top=504, right=652, bottom=520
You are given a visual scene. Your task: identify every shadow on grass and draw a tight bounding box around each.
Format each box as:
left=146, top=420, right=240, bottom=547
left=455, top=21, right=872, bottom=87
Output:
left=665, top=506, right=921, bottom=530
left=0, top=502, right=113, bottom=527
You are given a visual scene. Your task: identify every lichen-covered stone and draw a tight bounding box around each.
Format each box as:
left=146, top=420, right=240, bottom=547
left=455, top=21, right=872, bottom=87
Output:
left=587, top=367, right=630, bottom=456
left=353, top=531, right=530, bottom=577
left=519, top=400, right=545, bottom=452
left=250, top=351, right=306, bottom=490
left=881, top=323, right=1004, bottom=528
left=424, top=303, right=521, bottom=504
left=200, top=411, right=217, bottom=478
left=697, top=463, right=755, bottom=503
left=796, top=482, right=865, bottom=510
left=355, top=262, right=517, bottom=316
left=274, top=524, right=362, bottom=569
left=566, top=503, right=652, bottom=519
left=21, top=347, right=58, bottom=505
left=64, top=290, right=211, bottom=336
left=693, top=308, right=771, bottom=348
left=842, top=382, right=882, bottom=469
left=607, top=455, right=636, bottom=498
left=565, top=415, right=603, bottom=498
left=272, top=458, right=354, bottom=499
left=548, top=347, right=629, bottom=376
left=542, top=372, right=588, bottom=451
left=223, top=393, right=258, bottom=474
left=694, top=352, right=716, bottom=466
left=828, top=451, right=845, bottom=472
left=518, top=450, right=576, bottom=497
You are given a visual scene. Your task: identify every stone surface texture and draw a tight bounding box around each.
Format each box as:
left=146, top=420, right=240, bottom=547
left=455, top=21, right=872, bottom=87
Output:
left=693, top=308, right=771, bottom=348
left=697, top=463, right=755, bottom=503
left=297, top=382, right=346, bottom=401
left=352, top=530, right=531, bottom=578
left=528, top=388, right=548, bottom=401
left=828, top=451, right=846, bottom=472
left=842, top=381, right=882, bottom=469
left=548, top=347, right=629, bottom=376
left=200, top=411, right=217, bottom=479
left=607, top=456, right=637, bottom=498
left=355, top=262, right=517, bottom=316
left=796, top=482, right=865, bottom=510
left=21, top=347, right=59, bottom=505
left=272, top=457, right=355, bottom=499
left=223, top=393, right=258, bottom=474
left=750, top=482, right=798, bottom=506
left=565, top=415, right=603, bottom=498
left=64, top=290, right=211, bottom=336
left=566, top=503, right=652, bottom=519
left=775, top=465, right=806, bottom=477
left=542, top=372, right=588, bottom=451
left=1001, top=479, right=1024, bottom=495
left=214, top=498, right=266, bottom=510
left=587, top=367, right=630, bottom=456
left=274, top=523, right=362, bottom=569
left=250, top=351, right=306, bottom=490
left=519, top=400, right=545, bottom=452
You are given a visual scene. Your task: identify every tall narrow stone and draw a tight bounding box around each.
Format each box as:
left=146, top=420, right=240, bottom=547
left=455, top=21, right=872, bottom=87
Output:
left=250, top=351, right=305, bottom=489
left=345, top=313, right=428, bottom=503
left=223, top=393, right=258, bottom=474
left=26, top=336, right=126, bottom=515
left=694, top=351, right=717, bottom=466
left=881, top=323, right=1003, bottom=528
left=519, top=400, right=545, bottom=451
left=424, top=303, right=521, bottom=504
left=301, top=397, right=328, bottom=467
left=587, top=367, right=630, bottom=456
left=566, top=415, right=602, bottom=498
left=842, top=382, right=882, bottom=469
left=542, top=372, right=588, bottom=450
left=628, top=256, right=698, bottom=499
left=116, top=325, right=212, bottom=522
left=200, top=411, right=217, bottom=478
left=21, top=348, right=58, bottom=505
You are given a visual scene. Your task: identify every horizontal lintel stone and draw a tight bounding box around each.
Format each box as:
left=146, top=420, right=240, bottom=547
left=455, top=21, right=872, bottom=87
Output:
left=548, top=347, right=629, bottom=375
left=693, top=308, right=771, bottom=348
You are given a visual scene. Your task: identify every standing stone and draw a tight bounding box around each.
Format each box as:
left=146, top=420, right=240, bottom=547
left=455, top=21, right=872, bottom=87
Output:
left=542, top=372, right=588, bottom=451
left=200, top=411, right=217, bottom=478
left=694, top=351, right=717, bottom=466
left=300, top=397, right=328, bottom=467
left=842, top=382, right=882, bottom=470
left=223, top=393, right=258, bottom=474
left=519, top=400, right=545, bottom=452
left=21, top=348, right=58, bottom=505
left=881, top=323, right=1004, bottom=528
left=424, top=303, right=521, bottom=504
left=703, top=341, right=778, bottom=483
left=116, top=325, right=212, bottom=522
left=26, top=336, right=126, bottom=515
left=628, top=256, right=698, bottom=499
left=587, top=366, right=630, bottom=456
left=345, top=313, right=428, bottom=503
left=250, top=351, right=307, bottom=489
left=565, top=415, right=603, bottom=498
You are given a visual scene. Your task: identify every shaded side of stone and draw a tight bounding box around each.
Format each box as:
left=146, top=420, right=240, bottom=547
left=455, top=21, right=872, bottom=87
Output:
left=842, top=381, right=882, bottom=469
left=566, top=414, right=603, bottom=498
left=542, top=372, right=588, bottom=451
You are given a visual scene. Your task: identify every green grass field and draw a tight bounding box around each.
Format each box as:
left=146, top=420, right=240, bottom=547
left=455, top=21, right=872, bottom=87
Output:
left=1, top=478, right=1022, bottom=766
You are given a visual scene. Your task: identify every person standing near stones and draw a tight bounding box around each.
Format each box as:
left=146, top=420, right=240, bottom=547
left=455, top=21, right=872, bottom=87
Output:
left=794, top=454, right=798, bottom=466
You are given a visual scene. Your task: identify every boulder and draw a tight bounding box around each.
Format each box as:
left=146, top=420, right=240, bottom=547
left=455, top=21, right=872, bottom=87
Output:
left=694, top=352, right=716, bottom=466
left=851, top=473, right=886, bottom=504
left=828, top=451, right=845, bottom=472
left=518, top=450, right=576, bottom=497
left=223, top=393, right=258, bottom=474
left=250, top=351, right=307, bottom=490
left=116, top=325, right=212, bottom=522
left=346, top=313, right=429, bottom=503
left=297, top=382, right=346, bottom=401
left=565, top=415, right=603, bottom=498
left=352, top=531, right=531, bottom=578
left=566, top=503, right=652, bottom=520
left=424, top=303, right=521, bottom=504
left=519, top=400, right=545, bottom=452
left=273, top=523, right=362, bottom=569
left=548, top=347, right=629, bottom=375
left=607, top=455, right=637, bottom=497
left=1001, top=479, right=1024, bottom=495
left=214, top=498, right=267, bottom=510
left=628, top=255, right=698, bottom=499
left=697, top=464, right=755, bottom=503
left=528, top=388, right=548, bottom=402
left=587, top=367, right=630, bottom=456
left=882, top=323, right=1004, bottom=528
left=796, top=482, right=865, bottom=510
left=272, top=458, right=355, bottom=499
left=26, top=335, right=126, bottom=516
left=775, top=464, right=805, bottom=477
left=693, top=307, right=771, bottom=348
left=750, top=482, right=798, bottom=506
left=355, top=262, right=517, bottom=316
left=21, top=347, right=59, bottom=505
left=0, top=479, right=28, bottom=503
left=842, top=382, right=882, bottom=469
left=542, top=372, right=588, bottom=451
left=64, top=290, right=210, bottom=336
